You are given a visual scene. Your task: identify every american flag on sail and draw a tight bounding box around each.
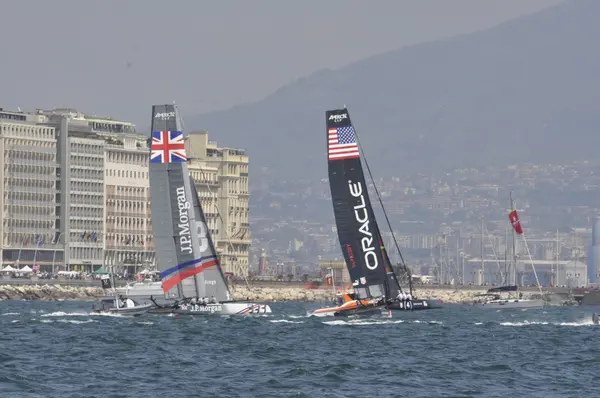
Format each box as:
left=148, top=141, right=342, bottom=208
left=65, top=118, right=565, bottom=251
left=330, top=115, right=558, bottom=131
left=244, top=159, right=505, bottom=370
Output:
left=150, top=131, right=187, bottom=163
left=328, top=126, right=360, bottom=161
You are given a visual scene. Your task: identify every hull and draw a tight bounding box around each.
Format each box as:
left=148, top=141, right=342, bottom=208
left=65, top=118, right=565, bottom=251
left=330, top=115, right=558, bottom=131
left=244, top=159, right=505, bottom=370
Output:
left=171, top=302, right=272, bottom=316
left=388, top=299, right=443, bottom=311
left=94, top=303, right=153, bottom=316
left=310, top=298, right=383, bottom=317
left=475, top=298, right=546, bottom=309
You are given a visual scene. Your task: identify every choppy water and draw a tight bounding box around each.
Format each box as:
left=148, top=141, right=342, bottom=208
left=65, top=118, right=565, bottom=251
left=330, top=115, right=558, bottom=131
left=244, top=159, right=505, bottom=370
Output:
left=0, top=301, right=598, bottom=398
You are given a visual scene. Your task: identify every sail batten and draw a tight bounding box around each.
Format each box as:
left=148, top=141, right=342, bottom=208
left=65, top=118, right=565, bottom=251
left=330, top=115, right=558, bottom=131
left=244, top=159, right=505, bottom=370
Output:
left=326, top=108, right=389, bottom=299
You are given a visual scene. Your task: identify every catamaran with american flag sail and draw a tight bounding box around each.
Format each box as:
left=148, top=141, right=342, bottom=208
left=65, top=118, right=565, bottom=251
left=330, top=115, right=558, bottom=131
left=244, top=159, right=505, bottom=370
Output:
left=144, top=103, right=271, bottom=316
left=310, top=107, right=441, bottom=317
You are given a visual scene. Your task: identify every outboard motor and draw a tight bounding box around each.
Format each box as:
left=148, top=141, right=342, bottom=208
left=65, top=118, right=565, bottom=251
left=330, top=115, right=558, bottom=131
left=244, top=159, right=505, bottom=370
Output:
left=592, top=313, right=599, bottom=325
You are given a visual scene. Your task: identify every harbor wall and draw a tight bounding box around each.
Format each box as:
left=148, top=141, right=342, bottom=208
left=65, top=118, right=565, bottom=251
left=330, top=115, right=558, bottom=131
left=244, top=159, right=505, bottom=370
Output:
left=0, top=280, right=571, bottom=304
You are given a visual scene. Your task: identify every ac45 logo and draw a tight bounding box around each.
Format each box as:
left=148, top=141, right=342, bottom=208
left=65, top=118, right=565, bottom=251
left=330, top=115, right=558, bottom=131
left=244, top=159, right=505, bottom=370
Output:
left=328, top=113, right=348, bottom=123
left=154, top=111, right=175, bottom=119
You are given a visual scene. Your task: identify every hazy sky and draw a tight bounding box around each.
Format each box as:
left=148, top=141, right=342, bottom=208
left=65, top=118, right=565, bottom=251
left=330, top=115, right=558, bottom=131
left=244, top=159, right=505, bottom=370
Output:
left=0, top=0, right=563, bottom=127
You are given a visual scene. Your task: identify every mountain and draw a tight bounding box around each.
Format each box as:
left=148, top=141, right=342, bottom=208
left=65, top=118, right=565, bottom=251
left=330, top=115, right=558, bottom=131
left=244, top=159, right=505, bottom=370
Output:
left=188, top=0, right=600, bottom=183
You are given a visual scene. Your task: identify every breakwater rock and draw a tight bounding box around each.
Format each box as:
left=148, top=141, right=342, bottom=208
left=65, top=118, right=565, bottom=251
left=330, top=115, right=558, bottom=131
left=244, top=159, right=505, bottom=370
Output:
left=0, top=284, right=104, bottom=301
left=230, top=285, right=335, bottom=302
left=230, top=285, right=491, bottom=304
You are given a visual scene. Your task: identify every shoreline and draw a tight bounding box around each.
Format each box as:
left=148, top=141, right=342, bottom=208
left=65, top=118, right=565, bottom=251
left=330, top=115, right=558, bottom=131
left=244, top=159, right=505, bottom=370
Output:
left=0, top=283, right=550, bottom=304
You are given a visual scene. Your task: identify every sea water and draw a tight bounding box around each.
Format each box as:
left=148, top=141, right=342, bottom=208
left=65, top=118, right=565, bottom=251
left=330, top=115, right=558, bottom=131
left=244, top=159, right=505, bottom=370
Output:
left=0, top=301, right=597, bottom=398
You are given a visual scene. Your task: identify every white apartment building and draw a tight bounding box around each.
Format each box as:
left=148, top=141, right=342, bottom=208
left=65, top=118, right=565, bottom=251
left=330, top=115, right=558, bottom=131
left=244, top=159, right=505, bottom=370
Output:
left=186, top=131, right=251, bottom=277
left=0, top=108, right=247, bottom=276
left=41, top=109, right=148, bottom=272
left=104, top=134, right=154, bottom=273
left=0, top=109, right=59, bottom=271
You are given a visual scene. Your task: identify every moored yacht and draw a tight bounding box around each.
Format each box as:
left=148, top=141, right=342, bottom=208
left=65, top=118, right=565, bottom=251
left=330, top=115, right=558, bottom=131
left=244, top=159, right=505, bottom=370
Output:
left=473, top=286, right=546, bottom=309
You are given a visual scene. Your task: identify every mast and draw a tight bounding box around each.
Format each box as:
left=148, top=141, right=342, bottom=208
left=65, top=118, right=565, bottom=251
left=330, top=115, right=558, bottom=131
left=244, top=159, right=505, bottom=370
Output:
left=504, top=227, right=508, bottom=285
left=480, top=217, right=484, bottom=285
left=555, top=229, right=559, bottom=286
left=510, top=192, right=517, bottom=286
left=455, top=237, right=459, bottom=287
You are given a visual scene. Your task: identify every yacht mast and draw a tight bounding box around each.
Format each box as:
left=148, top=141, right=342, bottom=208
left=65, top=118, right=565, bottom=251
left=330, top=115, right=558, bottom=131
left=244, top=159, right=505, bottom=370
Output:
left=510, top=192, right=517, bottom=286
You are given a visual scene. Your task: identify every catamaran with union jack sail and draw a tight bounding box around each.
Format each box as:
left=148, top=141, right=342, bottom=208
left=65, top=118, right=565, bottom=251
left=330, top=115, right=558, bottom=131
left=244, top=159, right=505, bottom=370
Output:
left=146, top=104, right=271, bottom=316
left=310, top=107, right=441, bottom=317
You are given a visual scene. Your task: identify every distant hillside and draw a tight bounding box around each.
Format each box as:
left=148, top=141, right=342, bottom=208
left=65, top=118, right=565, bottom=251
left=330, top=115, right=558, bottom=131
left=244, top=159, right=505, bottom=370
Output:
left=189, top=0, right=600, bottom=183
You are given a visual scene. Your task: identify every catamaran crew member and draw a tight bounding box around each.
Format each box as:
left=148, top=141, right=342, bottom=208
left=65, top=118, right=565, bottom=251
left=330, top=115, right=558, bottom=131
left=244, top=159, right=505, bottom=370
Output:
left=209, top=296, right=216, bottom=304
left=405, top=292, right=412, bottom=302
left=396, top=291, right=406, bottom=302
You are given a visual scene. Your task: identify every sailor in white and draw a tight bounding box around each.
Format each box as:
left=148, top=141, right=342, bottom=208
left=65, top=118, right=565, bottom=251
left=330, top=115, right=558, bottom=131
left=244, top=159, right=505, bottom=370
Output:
left=405, top=292, right=412, bottom=302
left=396, top=291, right=406, bottom=303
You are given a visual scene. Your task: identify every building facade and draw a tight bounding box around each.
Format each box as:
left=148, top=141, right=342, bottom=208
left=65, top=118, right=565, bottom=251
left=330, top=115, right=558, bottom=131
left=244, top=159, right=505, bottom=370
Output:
left=0, top=109, right=59, bottom=271
left=41, top=109, right=151, bottom=272
left=186, top=131, right=251, bottom=277
left=104, top=134, right=154, bottom=273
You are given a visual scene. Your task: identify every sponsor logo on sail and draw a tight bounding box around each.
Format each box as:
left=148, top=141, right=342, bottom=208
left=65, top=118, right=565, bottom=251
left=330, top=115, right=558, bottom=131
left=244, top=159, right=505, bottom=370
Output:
left=175, top=186, right=193, bottom=254
left=348, top=180, right=378, bottom=271
left=155, top=111, right=175, bottom=120
left=328, top=113, right=348, bottom=123
left=205, top=280, right=216, bottom=285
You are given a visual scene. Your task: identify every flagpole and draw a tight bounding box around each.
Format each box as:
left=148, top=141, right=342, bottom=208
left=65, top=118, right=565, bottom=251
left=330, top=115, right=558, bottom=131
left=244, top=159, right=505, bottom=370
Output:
left=32, top=234, right=41, bottom=271
left=52, top=233, right=63, bottom=275
left=16, top=234, right=26, bottom=268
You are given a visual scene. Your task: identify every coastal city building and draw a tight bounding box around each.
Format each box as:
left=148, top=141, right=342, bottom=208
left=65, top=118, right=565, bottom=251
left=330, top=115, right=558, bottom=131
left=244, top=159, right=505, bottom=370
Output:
left=0, top=108, right=252, bottom=276
left=318, top=260, right=350, bottom=285
left=186, top=130, right=251, bottom=277
left=0, top=109, right=59, bottom=271
left=0, top=108, right=153, bottom=273
left=41, top=109, right=153, bottom=273
left=103, top=133, right=154, bottom=275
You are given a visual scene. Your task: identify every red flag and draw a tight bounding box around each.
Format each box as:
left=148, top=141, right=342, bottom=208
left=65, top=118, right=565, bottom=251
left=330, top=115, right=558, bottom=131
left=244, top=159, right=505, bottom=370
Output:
left=508, top=210, right=524, bottom=235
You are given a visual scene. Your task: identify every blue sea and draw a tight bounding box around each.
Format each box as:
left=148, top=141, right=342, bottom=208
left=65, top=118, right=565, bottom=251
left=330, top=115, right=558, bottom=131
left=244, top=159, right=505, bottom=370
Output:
left=0, top=301, right=597, bottom=398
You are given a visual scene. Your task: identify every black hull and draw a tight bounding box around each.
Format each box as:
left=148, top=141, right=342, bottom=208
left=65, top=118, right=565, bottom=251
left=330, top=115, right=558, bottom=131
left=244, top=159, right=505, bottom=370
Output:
left=333, top=306, right=382, bottom=317
left=388, top=299, right=443, bottom=311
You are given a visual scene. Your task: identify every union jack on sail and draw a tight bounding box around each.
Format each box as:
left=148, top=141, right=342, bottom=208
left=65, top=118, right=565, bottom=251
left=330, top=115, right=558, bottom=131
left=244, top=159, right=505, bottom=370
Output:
left=150, top=131, right=187, bottom=163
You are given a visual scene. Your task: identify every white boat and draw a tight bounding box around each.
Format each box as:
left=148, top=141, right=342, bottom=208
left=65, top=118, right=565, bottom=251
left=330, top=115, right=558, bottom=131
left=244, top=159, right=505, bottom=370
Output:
left=473, top=287, right=546, bottom=310
left=93, top=296, right=153, bottom=316
left=473, top=194, right=547, bottom=310
left=146, top=104, right=271, bottom=316
left=94, top=274, right=153, bottom=316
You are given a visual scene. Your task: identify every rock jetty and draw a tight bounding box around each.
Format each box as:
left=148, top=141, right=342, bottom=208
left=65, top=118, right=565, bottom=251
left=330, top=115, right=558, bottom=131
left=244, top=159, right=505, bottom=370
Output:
left=0, top=282, right=503, bottom=304
left=0, top=284, right=104, bottom=301
left=230, top=285, right=489, bottom=304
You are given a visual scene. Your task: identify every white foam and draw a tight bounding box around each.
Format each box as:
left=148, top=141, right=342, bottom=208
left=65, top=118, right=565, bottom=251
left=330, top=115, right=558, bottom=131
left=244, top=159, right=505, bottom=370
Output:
left=2, top=312, right=20, bottom=316
left=500, top=319, right=594, bottom=327
left=41, top=311, right=89, bottom=317
left=323, top=319, right=406, bottom=326
left=269, top=319, right=305, bottom=324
